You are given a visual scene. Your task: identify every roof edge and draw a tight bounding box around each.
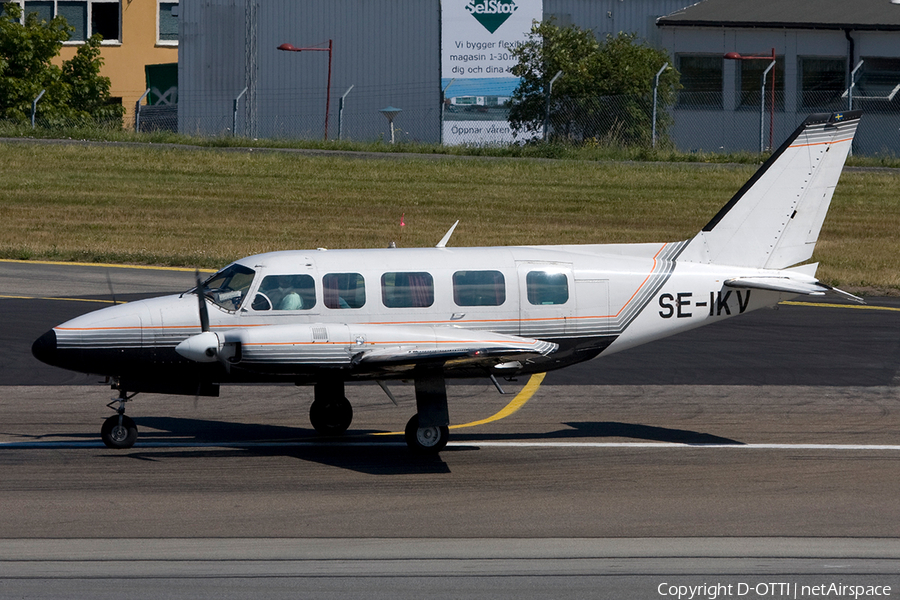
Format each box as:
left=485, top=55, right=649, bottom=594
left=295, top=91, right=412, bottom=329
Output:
left=656, top=19, right=900, bottom=31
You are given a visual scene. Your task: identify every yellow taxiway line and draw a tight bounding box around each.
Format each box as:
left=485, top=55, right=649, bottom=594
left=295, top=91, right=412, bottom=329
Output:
left=780, top=300, right=900, bottom=312
left=449, top=372, right=545, bottom=430
left=0, top=258, right=210, bottom=273
left=373, top=372, right=546, bottom=436
left=0, top=294, right=121, bottom=304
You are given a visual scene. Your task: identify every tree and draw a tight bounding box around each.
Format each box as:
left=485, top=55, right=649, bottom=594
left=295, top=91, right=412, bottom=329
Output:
left=0, top=2, right=123, bottom=125
left=62, top=34, right=124, bottom=123
left=0, top=2, right=70, bottom=121
left=508, top=20, right=679, bottom=145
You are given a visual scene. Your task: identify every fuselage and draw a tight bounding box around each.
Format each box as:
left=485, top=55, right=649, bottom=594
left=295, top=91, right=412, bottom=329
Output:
left=33, top=242, right=789, bottom=394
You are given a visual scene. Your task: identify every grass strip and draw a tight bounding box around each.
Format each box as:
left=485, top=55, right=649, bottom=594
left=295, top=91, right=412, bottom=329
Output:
left=1, top=142, right=897, bottom=293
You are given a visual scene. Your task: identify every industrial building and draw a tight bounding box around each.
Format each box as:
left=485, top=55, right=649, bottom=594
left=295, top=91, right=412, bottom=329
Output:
left=12, top=0, right=179, bottom=123
left=178, top=0, right=900, bottom=153
left=658, top=0, right=900, bottom=154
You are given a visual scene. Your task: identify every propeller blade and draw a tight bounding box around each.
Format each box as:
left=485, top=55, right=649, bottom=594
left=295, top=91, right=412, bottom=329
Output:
left=105, top=271, right=117, bottom=306
left=194, top=270, right=210, bottom=333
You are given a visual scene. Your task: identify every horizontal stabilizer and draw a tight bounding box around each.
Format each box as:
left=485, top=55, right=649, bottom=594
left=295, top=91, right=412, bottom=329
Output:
left=725, top=276, right=864, bottom=304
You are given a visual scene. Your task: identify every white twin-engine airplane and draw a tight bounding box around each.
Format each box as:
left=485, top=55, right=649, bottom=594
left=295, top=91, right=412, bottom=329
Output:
left=33, top=110, right=863, bottom=453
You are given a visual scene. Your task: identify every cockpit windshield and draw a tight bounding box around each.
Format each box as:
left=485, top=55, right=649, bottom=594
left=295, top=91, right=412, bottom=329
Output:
left=198, top=264, right=256, bottom=311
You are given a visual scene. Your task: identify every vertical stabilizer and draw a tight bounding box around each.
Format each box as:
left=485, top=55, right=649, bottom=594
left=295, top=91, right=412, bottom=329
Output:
left=679, top=111, right=861, bottom=269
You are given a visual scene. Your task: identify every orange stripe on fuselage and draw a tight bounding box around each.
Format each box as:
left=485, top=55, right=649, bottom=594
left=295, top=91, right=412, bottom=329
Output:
left=55, top=245, right=669, bottom=335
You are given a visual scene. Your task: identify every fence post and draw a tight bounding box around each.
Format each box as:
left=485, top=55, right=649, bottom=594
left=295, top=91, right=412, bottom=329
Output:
left=134, top=89, right=151, bottom=133
left=337, top=85, right=354, bottom=141
left=848, top=60, right=864, bottom=111
left=440, top=79, right=454, bottom=146
left=233, top=87, right=248, bottom=137
left=651, top=63, right=668, bottom=148
left=31, top=89, right=45, bottom=129
left=760, top=61, right=775, bottom=153
left=543, top=70, right=563, bottom=142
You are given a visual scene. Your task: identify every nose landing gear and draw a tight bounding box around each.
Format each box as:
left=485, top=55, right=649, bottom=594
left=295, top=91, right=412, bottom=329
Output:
left=101, top=391, right=138, bottom=449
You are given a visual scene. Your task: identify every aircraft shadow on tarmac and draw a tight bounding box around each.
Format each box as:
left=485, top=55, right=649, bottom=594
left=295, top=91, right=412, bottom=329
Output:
left=85, top=415, right=742, bottom=475
left=452, top=422, right=743, bottom=445
left=124, top=416, right=454, bottom=474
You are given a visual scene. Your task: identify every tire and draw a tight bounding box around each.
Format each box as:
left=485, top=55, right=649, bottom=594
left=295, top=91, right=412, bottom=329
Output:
left=404, top=414, right=449, bottom=454
left=309, top=396, right=353, bottom=435
left=100, top=414, right=138, bottom=449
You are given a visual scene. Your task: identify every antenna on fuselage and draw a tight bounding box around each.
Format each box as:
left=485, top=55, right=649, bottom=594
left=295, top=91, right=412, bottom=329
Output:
left=436, top=220, right=459, bottom=248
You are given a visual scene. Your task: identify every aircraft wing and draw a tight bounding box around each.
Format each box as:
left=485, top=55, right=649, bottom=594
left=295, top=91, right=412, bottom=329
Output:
left=179, top=323, right=558, bottom=375
left=724, top=276, right=864, bottom=304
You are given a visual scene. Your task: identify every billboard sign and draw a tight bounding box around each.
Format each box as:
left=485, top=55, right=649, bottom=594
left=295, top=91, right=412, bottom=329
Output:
left=441, top=0, right=542, bottom=145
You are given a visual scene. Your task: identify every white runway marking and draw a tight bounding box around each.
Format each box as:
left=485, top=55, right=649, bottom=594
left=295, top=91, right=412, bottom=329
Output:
left=2, top=440, right=900, bottom=451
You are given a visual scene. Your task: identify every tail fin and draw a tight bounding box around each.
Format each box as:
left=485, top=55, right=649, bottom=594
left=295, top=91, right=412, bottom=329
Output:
left=679, top=111, right=861, bottom=269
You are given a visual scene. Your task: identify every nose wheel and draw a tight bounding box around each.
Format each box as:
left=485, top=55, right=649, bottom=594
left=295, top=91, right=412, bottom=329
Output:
left=101, top=414, right=138, bottom=449
left=101, top=391, right=138, bottom=449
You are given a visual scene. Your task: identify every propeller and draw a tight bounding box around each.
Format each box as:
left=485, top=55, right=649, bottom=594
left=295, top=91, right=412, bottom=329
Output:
left=105, top=271, right=117, bottom=306
left=175, top=271, right=219, bottom=362
left=195, top=270, right=210, bottom=333
left=176, top=270, right=239, bottom=372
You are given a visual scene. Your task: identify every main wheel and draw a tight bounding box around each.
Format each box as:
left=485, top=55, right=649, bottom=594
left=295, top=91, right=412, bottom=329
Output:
left=100, top=414, right=138, bottom=449
left=309, top=396, right=353, bottom=435
left=404, top=414, right=449, bottom=454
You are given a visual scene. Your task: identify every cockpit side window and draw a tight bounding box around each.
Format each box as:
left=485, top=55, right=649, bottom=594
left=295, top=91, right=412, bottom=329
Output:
left=252, top=274, right=316, bottom=311
left=201, top=264, right=256, bottom=311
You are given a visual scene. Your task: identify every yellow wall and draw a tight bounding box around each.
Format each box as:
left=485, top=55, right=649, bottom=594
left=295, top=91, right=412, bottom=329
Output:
left=55, top=0, right=178, bottom=123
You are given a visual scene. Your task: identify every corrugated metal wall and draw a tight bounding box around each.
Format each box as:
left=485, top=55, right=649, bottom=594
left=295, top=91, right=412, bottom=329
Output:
left=179, top=0, right=685, bottom=141
left=180, top=0, right=441, bottom=141
left=544, top=0, right=692, bottom=46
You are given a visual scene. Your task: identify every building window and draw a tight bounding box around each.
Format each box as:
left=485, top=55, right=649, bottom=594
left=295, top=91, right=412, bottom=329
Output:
left=20, top=0, right=119, bottom=42
left=453, top=270, right=505, bottom=307
left=800, top=57, right=845, bottom=109
left=856, top=57, right=900, bottom=112
left=676, top=55, right=723, bottom=108
left=381, top=272, right=434, bottom=308
left=526, top=271, right=568, bottom=306
left=158, top=1, right=178, bottom=43
left=323, top=273, right=365, bottom=309
left=737, top=56, right=785, bottom=110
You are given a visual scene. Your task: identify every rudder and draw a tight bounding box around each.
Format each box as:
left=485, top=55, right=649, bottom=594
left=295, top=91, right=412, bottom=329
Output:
left=679, top=111, right=861, bottom=269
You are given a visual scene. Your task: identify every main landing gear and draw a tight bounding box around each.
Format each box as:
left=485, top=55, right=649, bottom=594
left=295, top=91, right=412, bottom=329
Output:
left=309, top=369, right=452, bottom=454
left=101, top=390, right=138, bottom=449
left=309, top=380, right=353, bottom=435
left=404, top=369, right=450, bottom=454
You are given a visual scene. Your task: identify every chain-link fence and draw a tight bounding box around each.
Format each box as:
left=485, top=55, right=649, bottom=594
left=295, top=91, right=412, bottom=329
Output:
left=7, top=89, right=899, bottom=156
left=443, top=90, right=900, bottom=155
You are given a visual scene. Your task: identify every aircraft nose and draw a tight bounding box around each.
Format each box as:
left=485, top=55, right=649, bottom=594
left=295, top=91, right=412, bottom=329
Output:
left=32, top=329, right=58, bottom=366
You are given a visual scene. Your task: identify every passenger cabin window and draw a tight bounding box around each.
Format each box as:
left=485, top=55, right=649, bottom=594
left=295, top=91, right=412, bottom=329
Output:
left=323, top=273, right=365, bottom=309
left=453, top=270, right=505, bottom=306
left=252, top=274, right=315, bottom=311
left=526, top=271, right=568, bottom=305
left=381, top=272, right=434, bottom=308
left=200, top=264, right=255, bottom=311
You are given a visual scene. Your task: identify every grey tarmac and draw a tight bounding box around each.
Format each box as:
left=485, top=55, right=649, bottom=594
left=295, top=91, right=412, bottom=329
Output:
left=1, top=260, right=898, bottom=599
